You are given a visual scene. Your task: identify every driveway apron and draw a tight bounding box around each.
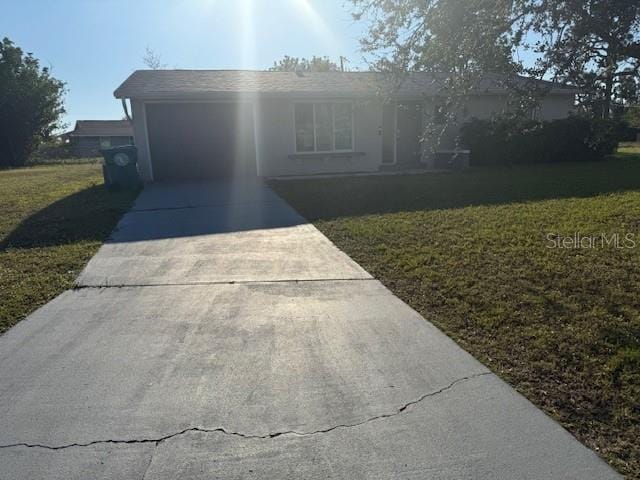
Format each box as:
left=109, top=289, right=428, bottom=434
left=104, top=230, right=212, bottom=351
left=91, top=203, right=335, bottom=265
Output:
left=0, top=179, right=620, bottom=479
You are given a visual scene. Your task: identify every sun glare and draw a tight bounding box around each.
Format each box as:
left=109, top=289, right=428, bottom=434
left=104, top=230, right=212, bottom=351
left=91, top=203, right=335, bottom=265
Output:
left=287, top=0, right=341, bottom=49
left=238, top=0, right=256, bottom=69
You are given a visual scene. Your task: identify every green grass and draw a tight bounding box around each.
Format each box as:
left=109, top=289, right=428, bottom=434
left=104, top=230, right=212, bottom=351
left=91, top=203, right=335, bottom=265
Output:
left=272, top=152, right=640, bottom=478
left=26, top=156, right=102, bottom=166
left=0, top=164, right=138, bottom=334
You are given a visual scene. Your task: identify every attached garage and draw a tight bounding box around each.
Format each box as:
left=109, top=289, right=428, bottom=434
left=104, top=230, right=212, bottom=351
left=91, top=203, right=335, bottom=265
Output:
left=145, top=102, right=256, bottom=181
left=115, top=70, right=577, bottom=182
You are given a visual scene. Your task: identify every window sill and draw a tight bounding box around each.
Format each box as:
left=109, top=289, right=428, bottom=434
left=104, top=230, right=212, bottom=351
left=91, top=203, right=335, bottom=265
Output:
left=288, top=151, right=366, bottom=160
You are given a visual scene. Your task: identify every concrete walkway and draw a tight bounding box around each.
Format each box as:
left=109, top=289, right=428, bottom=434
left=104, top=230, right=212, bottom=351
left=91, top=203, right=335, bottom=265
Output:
left=0, top=180, right=620, bottom=479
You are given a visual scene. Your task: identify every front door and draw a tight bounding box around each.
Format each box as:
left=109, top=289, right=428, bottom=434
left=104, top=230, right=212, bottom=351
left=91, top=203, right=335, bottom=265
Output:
left=395, top=102, right=423, bottom=165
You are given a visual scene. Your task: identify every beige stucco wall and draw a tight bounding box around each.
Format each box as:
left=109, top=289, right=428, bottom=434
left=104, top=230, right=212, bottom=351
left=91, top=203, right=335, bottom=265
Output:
left=255, top=98, right=383, bottom=177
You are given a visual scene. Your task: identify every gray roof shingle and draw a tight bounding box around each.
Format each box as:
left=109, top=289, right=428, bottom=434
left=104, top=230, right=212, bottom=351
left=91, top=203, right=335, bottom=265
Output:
left=67, top=120, right=133, bottom=137
left=114, top=70, right=577, bottom=100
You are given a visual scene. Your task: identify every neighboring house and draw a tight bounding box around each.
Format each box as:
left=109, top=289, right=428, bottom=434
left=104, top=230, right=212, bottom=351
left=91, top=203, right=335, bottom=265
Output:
left=114, top=70, right=577, bottom=182
left=63, top=120, right=134, bottom=157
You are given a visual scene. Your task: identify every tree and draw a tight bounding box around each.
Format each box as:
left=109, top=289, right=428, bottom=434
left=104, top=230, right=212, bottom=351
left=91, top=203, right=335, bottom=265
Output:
left=269, top=55, right=341, bottom=72
left=0, top=37, right=66, bottom=167
left=351, top=0, right=532, bottom=147
left=351, top=0, right=640, bottom=123
left=623, top=105, right=640, bottom=129
left=142, top=47, right=167, bottom=70
left=531, top=0, right=640, bottom=118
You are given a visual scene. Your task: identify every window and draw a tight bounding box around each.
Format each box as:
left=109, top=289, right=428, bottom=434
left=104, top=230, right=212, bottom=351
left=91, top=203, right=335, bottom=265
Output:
left=294, top=102, right=354, bottom=152
left=99, top=137, right=111, bottom=149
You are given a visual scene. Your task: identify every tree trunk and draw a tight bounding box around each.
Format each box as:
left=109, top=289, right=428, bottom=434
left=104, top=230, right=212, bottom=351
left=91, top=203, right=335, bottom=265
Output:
left=602, top=47, right=616, bottom=119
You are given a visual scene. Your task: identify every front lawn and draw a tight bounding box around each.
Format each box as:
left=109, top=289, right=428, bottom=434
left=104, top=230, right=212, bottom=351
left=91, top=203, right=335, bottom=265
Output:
left=272, top=153, right=640, bottom=478
left=0, top=164, right=138, bottom=334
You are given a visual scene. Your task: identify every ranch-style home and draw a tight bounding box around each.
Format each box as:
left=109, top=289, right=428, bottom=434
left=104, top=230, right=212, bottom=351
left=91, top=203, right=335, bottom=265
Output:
left=63, top=120, right=134, bottom=157
left=114, top=70, right=577, bottom=182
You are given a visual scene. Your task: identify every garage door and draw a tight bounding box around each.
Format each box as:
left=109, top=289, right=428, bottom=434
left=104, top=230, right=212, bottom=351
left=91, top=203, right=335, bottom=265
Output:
left=145, top=103, right=257, bottom=181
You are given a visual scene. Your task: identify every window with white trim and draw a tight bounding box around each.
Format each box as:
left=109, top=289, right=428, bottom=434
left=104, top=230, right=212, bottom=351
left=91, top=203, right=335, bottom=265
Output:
left=294, top=102, right=354, bottom=153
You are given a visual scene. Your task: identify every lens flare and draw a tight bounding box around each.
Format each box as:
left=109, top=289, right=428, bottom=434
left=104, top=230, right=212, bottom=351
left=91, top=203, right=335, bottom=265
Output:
left=287, top=0, right=342, bottom=50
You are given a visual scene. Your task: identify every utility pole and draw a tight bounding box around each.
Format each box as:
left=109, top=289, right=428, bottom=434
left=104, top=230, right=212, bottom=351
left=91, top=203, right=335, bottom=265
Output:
left=339, top=56, right=348, bottom=72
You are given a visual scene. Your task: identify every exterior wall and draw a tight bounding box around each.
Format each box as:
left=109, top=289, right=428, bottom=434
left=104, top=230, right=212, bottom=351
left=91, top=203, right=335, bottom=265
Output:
left=68, top=136, right=134, bottom=157
left=131, top=99, right=154, bottom=182
left=463, top=93, right=575, bottom=121
left=255, top=98, right=383, bottom=177
left=130, top=91, right=575, bottom=181
left=538, top=94, right=576, bottom=120
left=422, top=93, right=576, bottom=150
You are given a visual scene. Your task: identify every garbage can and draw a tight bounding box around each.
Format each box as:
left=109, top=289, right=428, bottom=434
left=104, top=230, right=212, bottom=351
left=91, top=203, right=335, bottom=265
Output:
left=100, top=145, right=140, bottom=189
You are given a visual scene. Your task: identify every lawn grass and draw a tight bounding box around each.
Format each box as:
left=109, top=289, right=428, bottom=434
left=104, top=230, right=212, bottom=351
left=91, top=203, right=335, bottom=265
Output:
left=272, top=152, right=640, bottom=478
left=0, top=164, right=138, bottom=334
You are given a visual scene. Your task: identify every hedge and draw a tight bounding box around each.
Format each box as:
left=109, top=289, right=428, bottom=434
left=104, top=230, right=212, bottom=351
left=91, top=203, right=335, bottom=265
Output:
left=459, top=116, right=620, bottom=166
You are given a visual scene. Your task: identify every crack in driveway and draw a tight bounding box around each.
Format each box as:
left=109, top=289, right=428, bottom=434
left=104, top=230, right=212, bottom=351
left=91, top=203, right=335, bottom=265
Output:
left=0, top=372, right=491, bottom=452
left=74, top=277, right=376, bottom=290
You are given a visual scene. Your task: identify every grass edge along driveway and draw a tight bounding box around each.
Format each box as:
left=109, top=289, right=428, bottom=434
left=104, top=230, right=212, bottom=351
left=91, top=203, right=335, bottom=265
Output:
left=0, top=163, right=138, bottom=334
left=272, top=150, right=640, bottom=478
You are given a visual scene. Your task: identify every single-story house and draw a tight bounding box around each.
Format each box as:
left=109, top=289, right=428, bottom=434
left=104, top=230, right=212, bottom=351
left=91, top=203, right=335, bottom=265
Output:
left=63, top=120, right=134, bottom=157
left=114, top=70, right=577, bottom=182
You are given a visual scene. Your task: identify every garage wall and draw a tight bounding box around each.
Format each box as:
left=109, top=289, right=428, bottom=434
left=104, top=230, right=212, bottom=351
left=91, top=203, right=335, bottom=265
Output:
left=255, top=98, right=383, bottom=177
left=131, top=99, right=153, bottom=183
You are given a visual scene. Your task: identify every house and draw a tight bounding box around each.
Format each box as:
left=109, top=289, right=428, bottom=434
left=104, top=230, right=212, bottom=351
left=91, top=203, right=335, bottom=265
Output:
left=63, top=120, right=134, bottom=157
left=114, top=70, right=577, bottom=182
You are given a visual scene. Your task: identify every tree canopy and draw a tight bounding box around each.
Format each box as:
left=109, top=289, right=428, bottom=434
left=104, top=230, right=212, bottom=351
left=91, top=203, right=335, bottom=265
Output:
left=0, top=37, right=66, bottom=167
left=532, top=0, right=640, bottom=117
left=269, top=55, right=342, bottom=72
left=351, top=0, right=640, bottom=119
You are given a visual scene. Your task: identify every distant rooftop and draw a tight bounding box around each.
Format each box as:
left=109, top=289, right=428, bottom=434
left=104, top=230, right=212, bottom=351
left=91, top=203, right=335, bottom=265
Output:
left=66, top=120, right=133, bottom=137
left=114, top=70, right=578, bottom=100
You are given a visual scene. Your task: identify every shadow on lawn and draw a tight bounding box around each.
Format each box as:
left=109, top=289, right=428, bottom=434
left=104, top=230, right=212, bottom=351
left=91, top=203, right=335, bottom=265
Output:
left=271, top=157, right=640, bottom=221
left=1, top=185, right=138, bottom=250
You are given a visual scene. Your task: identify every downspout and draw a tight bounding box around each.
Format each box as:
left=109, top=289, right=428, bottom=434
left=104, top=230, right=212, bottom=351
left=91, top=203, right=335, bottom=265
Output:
left=121, top=98, right=132, bottom=122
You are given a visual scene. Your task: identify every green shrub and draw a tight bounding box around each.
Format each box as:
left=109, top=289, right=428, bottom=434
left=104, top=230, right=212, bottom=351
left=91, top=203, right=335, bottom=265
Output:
left=460, top=115, right=619, bottom=166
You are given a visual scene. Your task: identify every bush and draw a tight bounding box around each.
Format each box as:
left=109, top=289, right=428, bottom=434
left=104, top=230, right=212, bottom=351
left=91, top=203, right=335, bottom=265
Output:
left=460, top=115, right=619, bottom=166
left=0, top=37, right=65, bottom=167
left=29, top=140, right=72, bottom=162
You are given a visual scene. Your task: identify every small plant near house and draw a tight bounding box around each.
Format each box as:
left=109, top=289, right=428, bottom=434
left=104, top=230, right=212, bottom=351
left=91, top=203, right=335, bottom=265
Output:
left=460, top=115, right=620, bottom=166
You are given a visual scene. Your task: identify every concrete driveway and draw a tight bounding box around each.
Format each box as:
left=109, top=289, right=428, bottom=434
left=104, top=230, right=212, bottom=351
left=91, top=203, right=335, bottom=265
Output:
left=0, top=180, right=620, bottom=479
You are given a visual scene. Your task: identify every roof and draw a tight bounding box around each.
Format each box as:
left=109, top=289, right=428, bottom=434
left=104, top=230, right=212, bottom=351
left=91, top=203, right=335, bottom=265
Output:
left=114, top=70, right=579, bottom=100
left=66, top=120, right=133, bottom=137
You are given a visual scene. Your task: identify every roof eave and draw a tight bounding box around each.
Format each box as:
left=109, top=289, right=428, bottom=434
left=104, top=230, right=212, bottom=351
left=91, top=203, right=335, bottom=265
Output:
left=114, top=87, right=579, bottom=101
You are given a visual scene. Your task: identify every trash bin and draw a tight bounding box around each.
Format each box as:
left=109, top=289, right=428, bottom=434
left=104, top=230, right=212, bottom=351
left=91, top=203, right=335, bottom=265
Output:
left=100, top=145, right=140, bottom=189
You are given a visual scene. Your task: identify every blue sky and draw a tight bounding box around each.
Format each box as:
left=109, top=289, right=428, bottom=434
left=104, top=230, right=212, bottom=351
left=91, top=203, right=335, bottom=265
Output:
left=3, top=0, right=366, bottom=131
